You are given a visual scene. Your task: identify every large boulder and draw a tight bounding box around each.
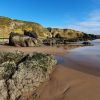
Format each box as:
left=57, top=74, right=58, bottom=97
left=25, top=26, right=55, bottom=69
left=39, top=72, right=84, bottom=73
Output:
left=0, top=51, right=57, bottom=100
left=24, top=30, right=38, bottom=39
left=9, top=32, right=38, bottom=47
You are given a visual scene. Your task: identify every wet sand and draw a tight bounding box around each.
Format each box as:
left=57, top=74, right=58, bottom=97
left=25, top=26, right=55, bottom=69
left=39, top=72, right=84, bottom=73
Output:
left=0, top=45, right=67, bottom=55
left=36, top=43, right=100, bottom=100
left=37, top=65, right=100, bottom=100
left=0, top=42, right=100, bottom=100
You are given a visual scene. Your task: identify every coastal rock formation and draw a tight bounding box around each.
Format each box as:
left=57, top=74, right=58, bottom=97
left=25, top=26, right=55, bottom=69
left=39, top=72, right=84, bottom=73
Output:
left=0, top=16, right=51, bottom=39
left=47, top=28, right=84, bottom=39
left=96, top=35, right=100, bottom=39
left=0, top=16, right=96, bottom=42
left=0, top=16, right=96, bottom=41
left=9, top=32, right=38, bottom=47
left=24, top=30, right=38, bottom=38
left=0, top=51, right=57, bottom=100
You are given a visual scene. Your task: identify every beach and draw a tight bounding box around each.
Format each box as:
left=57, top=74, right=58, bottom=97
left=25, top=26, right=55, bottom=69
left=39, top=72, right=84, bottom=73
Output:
left=0, top=39, right=100, bottom=100
left=37, top=65, right=100, bottom=100
left=36, top=40, right=100, bottom=100
left=0, top=45, right=67, bottom=55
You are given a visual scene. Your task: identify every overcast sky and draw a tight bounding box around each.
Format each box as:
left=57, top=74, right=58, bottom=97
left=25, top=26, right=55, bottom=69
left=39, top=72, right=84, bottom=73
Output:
left=0, top=0, right=100, bottom=34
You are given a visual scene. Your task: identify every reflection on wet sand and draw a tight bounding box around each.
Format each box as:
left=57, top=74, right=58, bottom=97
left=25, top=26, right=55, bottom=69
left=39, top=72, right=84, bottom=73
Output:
left=56, top=40, right=100, bottom=77
left=57, top=44, right=84, bottom=50
left=36, top=39, right=100, bottom=100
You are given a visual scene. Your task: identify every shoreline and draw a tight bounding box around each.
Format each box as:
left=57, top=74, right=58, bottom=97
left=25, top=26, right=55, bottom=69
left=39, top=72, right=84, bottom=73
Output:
left=36, top=65, right=100, bottom=100
left=0, top=45, right=68, bottom=55
left=0, top=44, right=100, bottom=100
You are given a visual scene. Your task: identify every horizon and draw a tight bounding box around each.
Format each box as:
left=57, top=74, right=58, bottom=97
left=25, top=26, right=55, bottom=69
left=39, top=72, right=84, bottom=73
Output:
left=0, top=0, right=100, bottom=34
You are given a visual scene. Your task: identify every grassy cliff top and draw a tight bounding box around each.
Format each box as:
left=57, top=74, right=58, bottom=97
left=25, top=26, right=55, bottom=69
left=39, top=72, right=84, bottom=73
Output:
left=0, top=16, right=91, bottom=39
left=0, top=16, right=50, bottom=38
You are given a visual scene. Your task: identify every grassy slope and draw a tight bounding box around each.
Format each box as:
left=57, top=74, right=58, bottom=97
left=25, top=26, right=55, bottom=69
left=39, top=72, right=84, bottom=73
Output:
left=0, top=16, right=50, bottom=38
left=0, top=16, right=85, bottom=39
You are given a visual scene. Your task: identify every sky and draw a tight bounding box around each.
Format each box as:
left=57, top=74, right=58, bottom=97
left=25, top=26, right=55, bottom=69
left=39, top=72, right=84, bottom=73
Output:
left=0, top=0, right=100, bottom=34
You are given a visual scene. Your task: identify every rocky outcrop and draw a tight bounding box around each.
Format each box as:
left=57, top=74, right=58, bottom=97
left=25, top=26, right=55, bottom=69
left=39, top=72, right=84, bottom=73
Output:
left=46, top=28, right=96, bottom=42
left=24, top=30, right=38, bottom=39
left=0, top=16, right=51, bottom=39
left=47, top=27, right=84, bottom=39
left=9, top=32, right=38, bottom=47
left=0, top=16, right=96, bottom=41
left=96, top=35, right=100, bottom=39
left=0, top=51, right=57, bottom=100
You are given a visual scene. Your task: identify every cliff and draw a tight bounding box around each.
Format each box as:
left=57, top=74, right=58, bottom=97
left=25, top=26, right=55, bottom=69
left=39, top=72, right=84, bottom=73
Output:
left=0, top=16, right=50, bottom=38
left=0, top=16, right=88, bottom=40
left=47, top=27, right=84, bottom=39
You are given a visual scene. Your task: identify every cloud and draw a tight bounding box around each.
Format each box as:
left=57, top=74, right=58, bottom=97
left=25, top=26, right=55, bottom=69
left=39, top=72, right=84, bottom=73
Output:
left=89, top=10, right=100, bottom=21
left=91, top=0, right=100, bottom=4
left=76, top=21, right=100, bottom=27
left=67, top=10, right=100, bottom=34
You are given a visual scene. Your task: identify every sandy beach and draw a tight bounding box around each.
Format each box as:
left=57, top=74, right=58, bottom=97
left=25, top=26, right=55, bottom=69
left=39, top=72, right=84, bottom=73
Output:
left=0, top=2, right=100, bottom=99
left=0, top=44, right=84, bottom=55
left=0, top=45, right=67, bottom=55
left=36, top=42, right=100, bottom=100
left=0, top=40, right=100, bottom=100
left=37, top=65, right=100, bottom=100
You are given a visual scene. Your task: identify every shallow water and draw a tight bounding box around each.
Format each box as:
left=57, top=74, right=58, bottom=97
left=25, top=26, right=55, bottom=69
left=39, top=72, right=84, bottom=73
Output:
left=55, top=39, right=100, bottom=76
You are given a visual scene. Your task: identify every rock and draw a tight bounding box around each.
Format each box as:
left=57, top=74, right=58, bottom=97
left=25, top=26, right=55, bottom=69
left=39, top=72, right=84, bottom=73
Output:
left=47, top=28, right=84, bottom=39
left=24, top=30, right=38, bottom=39
left=43, top=38, right=57, bottom=46
left=0, top=16, right=96, bottom=41
left=9, top=32, right=38, bottom=47
left=0, top=51, right=57, bottom=100
left=0, top=80, right=7, bottom=100
left=82, top=41, right=93, bottom=46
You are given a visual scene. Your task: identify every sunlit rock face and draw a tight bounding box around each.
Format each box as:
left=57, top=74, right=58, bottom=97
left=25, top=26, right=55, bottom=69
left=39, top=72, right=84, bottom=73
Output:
left=47, top=28, right=84, bottom=39
left=0, top=51, right=57, bottom=100
left=0, top=16, right=51, bottom=39
left=0, top=16, right=94, bottom=41
left=9, top=32, right=38, bottom=47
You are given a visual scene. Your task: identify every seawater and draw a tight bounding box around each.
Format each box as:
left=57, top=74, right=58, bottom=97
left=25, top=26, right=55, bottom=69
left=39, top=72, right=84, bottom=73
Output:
left=55, top=39, right=100, bottom=76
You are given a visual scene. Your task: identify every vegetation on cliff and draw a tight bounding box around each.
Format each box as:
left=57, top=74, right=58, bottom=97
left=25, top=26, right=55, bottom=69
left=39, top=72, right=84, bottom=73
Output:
left=0, top=16, right=96, bottom=41
left=0, top=16, right=50, bottom=38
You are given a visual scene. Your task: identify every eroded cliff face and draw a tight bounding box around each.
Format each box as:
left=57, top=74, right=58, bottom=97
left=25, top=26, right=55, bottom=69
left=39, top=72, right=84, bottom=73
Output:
left=0, top=51, right=57, bottom=100
left=0, top=16, right=51, bottom=39
left=0, top=16, right=86, bottom=40
left=47, top=28, right=84, bottom=39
